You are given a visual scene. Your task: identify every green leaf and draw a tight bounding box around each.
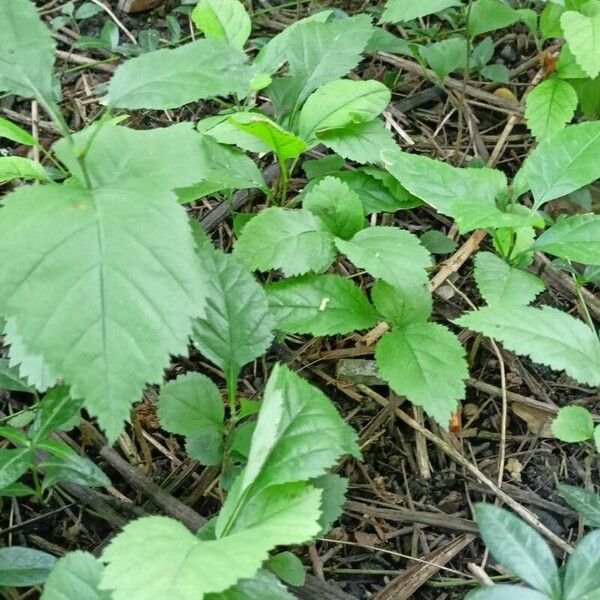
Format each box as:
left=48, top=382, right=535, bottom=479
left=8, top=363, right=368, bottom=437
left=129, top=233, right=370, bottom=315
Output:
left=266, top=274, right=378, bottom=335
left=302, top=176, right=365, bottom=240
left=192, top=244, right=274, bottom=388
left=552, top=406, right=594, bottom=442
left=0, top=358, right=34, bottom=393
left=382, top=148, right=507, bottom=215
left=206, top=570, right=296, bottom=600
left=100, top=486, right=322, bottom=600
left=229, top=113, right=306, bottom=161
left=456, top=305, right=600, bottom=386
left=381, top=0, right=461, bottom=23
left=525, top=78, right=578, bottom=141
left=318, top=119, right=398, bottom=164
left=466, top=585, right=550, bottom=600
left=216, top=364, right=360, bottom=536
left=267, top=552, right=305, bottom=587
left=335, top=226, right=431, bottom=292
left=540, top=2, right=565, bottom=41
left=0, top=426, right=29, bottom=446
left=198, top=114, right=271, bottom=154
left=284, top=15, right=374, bottom=106
left=0, top=156, right=49, bottom=184
left=0, top=547, right=56, bottom=587
left=0, top=448, right=30, bottom=488
left=30, top=386, right=81, bottom=442
left=524, top=122, right=600, bottom=207
left=298, top=79, right=391, bottom=144
left=557, top=44, right=588, bottom=79
left=468, top=0, right=536, bottom=38
left=558, top=484, right=600, bottom=527
left=561, top=11, right=600, bottom=78
left=0, top=482, right=35, bottom=497
left=474, top=252, right=545, bottom=306
left=191, top=0, right=251, bottom=50
left=447, top=198, right=544, bottom=233
left=104, top=39, right=253, bottom=109
left=312, top=474, right=348, bottom=535
left=0, top=0, right=56, bottom=100
left=532, top=214, right=600, bottom=266
left=563, top=530, right=600, bottom=600
left=371, top=280, right=432, bottom=327
left=0, top=118, right=37, bottom=146
left=38, top=439, right=110, bottom=489
left=474, top=504, right=560, bottom=596
left=375, top=323, right=468, bottom=426
left=41, top=551, right=109, bottom=600
left=234, top=207, right=335, bottom=276
left=0, top=124, right=209, bottom=441
left=420, top=230, right=457, bottom=254
left=157, top=373, right=224, bottom=438
left=303, top=155, right=345, bottom=179
left=419, top=37, right=468, bottom=81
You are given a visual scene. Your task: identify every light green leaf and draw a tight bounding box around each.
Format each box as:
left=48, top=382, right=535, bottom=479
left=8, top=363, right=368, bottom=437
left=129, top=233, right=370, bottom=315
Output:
left=0, top=358, right=34, bottom=393
left=0, top=118, right=37, bottom=146
left=0, top=547, right=56, bottom=587
left=466, top=585, right=550, bottom=600
left=266, top=274, right=378, bottom=335
left=468, top=0, right=536, bottom=38
left=192, top=245, right=274, bottom=385
left=475, top=504, right=560, bottom=596
left=419, top=37, right=468, bottom=80
left=0, top=0, right=55, bottom=100
left=531, top=214, right=600, bottom=266
left=335, top=226, right=431, bottom=292
left=312, top=474, right=348, bottom=536
left=381, top=0, right=461, bottom=23
left=216, top=364, right=360, bottom=536
left=525, top=122, right=600, bottom=207
left=556, top=44, right=588, bottom=79
left=206, top=570, right=296, bottom=600
left=448, top=198, right=544, bottom=233
left=302, top=176, right=365, bottom=240
left=157, top=373, right=224, bottom=438
left=254, top=11, right=333, bottom=75
left=564, top=530, right=600, bottom=600
left=0, top=156, right=49, bottom=183
left=285, top=15, right=374, bottom=105
left=0, top=124, right=210, bottom=441
left=100, top=485, right=321, bottom=600
left=474, top=252, right=545, bottom=306
left=318, top=118, right=398, bottom=164
left=375, top=323, right=468, bottom=426
left=229, top=113, right=306, bottom=160
left=191, top=0, right=251, bottom=50
left=41, top=551, right=109, bottom=600
left=371, top=280, right=432, bottom=327
left=0, top=448, right=30, bottom=488
left=298, top=79, right=391, bottom=144
left=267, top=552, right=305, bottom=587
left=456, top=305, right=600, bottom=386
left=234, top=207, right=335, bottom=276
left=525, top=78, right=578, bottom=141
left=38, top=439, right=110, bottom=489
left=0, top=426, right=28, bottom=446
left=104, top=39, right=253, bottom=109
left=561, top=11, right=600, bottom=78
left=30, top=386, right=81, bottom=442
left=382, top=148, right=507, bottom=215
left=558, top=484, right=600, bottom=527
left=197, top=114, right=271, bottom=154
left=552, top=406, right=594, bottom=442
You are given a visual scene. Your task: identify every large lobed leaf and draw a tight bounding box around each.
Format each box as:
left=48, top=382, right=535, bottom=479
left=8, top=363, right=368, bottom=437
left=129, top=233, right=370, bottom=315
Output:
left=0, top=124, right=211, bottom=440
left=0, top=0, right=56, bottom=100
left=456, top=305, right=600, bottom=386
left=104, top=39, right=254, bottom=109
